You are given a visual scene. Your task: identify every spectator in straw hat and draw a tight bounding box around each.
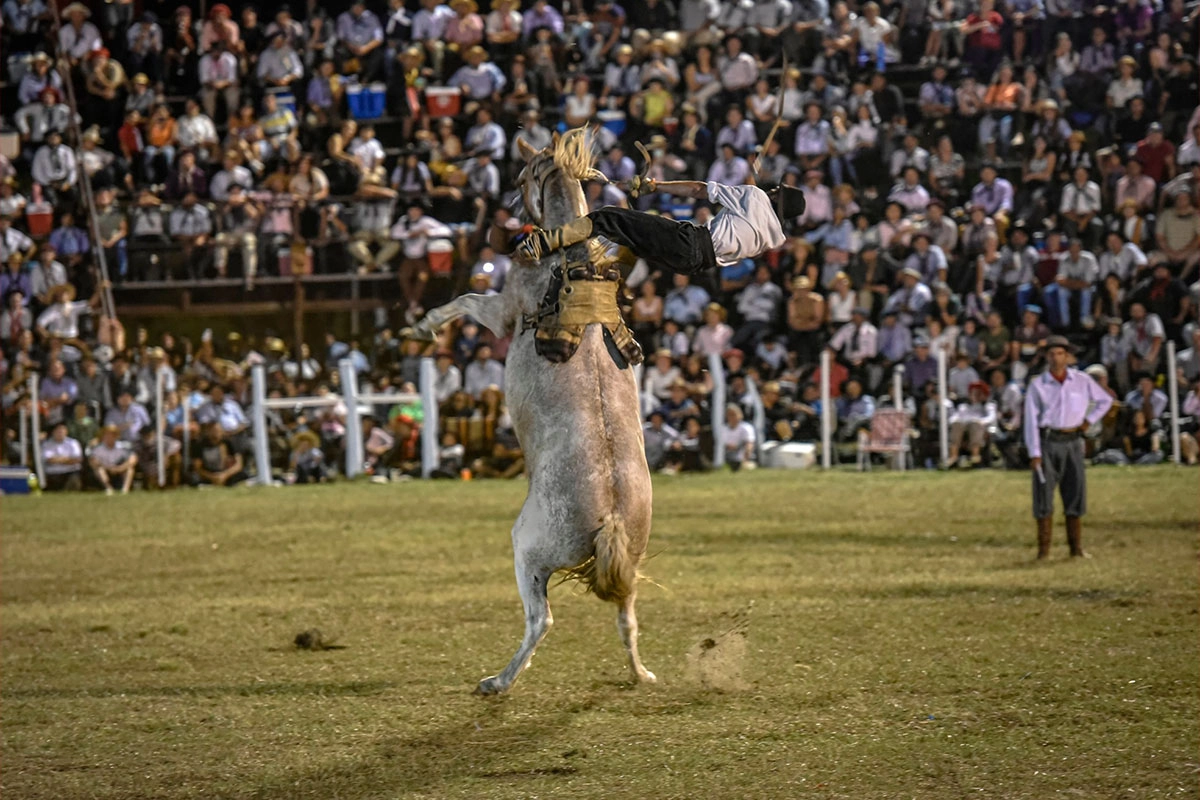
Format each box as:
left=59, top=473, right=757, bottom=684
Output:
left=947, top=380, right=996, bottom=467
left=90, top=424, right=138, bottom=494
left=1025, top=335, right=1112, bottom=559
left=17, top=52, right=63, bottom=106
left=59, top=2, right=101, bottom=65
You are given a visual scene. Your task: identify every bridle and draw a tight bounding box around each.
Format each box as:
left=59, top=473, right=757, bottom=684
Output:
left=515, top=152, right=557, bottom=229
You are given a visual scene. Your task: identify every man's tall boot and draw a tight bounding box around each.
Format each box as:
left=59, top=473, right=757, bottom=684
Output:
left=1036, top=517, right=1053, bottom=560
left=1066, top=516, right=1087, bottom=558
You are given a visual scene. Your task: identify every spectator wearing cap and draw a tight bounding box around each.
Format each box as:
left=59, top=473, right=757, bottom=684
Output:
left=903, top=336, right=937, bottom=394
left=947, top=380, right=996, bottom=466
left=884, top=267, right=932, bottom=328
left=42, top=421, right=84, bottom=491
left=1135, top=122, right=1175, bottom=184
left=17, top=52, right=63, bottom=107
left=1106, top=55, right=1144, bottom=112
left=1025, top=335, right=1112, bottom=558
left=124, top=69, right=159, bottom=121
left=451, top=45, right=506, bottom=113
left=1156, top=190, right=1200, bottom=278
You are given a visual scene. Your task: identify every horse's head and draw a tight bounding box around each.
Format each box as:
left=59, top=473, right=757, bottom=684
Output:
left=515, top=128, right=606, bottom=230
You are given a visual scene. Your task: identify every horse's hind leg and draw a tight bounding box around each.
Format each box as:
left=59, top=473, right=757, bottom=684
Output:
left=618, top=589, right=656, bottom=684
left=476, top=513, right=555, bottom=695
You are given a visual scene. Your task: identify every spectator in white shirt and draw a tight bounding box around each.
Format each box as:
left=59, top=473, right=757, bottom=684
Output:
left=14, top=86, right=74, bottom=146
left=176, top=99, right=220, bottom=162
left=31, top=130, right=77, bottom=202
left=465, top=108, right=507, bottom=161
left=828, top=306, right=878, bottom=367
left=948, top=381, right=996, bottom=466
left=1059, top=165, right=1103, bottom=247
left=433, top=350, right=462, bottom=404
left=1097, top=230, right=1147, bottom=284
left=168, top=192, right=214, bottom=278
left=43, top=421, right=84, bottom=491
left=58, top=2, right=102, bottom=65
left=390, top=203, right=453, bottom=321
left=198, top=40, right=240, bottom=122
left=722, top=403, right=757, bottom=470
left=463, top=342, right=505, bottom=399
left=90, top=424, right=138, bottom=494
left=1054, top=237, right=1099, bottom=328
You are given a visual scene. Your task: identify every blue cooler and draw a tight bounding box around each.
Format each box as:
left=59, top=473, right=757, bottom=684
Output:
left=597, top=110, right=626, bottom=137
left=0, top=466, right=32, bottom=495
left=347, top=83, right=386, bottom=120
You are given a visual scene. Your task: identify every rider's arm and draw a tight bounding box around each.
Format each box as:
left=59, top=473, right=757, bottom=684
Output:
left=652, top=181, right=710, bottom=200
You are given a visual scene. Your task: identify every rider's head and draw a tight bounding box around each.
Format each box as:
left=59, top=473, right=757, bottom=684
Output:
left=768, top=185, right=807, bottom=220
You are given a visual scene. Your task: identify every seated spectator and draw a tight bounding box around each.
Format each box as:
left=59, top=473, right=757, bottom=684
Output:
left=947, top=380, right=996, bottom=467
left=643, top=409, right=680, bottom=472
left=42, top=421, right=83, bottom=491
left=31, top=130, right=76, bottom=206
left=834, top=377, right=875, bottom=442
left=336, top=0, right=386, bottom=81
left=1156, top=190, right=1200, bottom=279
left=91, top=424, right=139, bottom=494
left=1123, top=301, right=1165, bottom=374
left=213, top=185, right=261, bottom=288
left=721, top=403, right=757, bottom=470
left=693, top=302, right=733, bottom=357
left=463, top=343, right=504, bottom=399
left=168, top=192, right=214, bottom=279
left=16, top=53, right=63, bottom=107
left=191, top=422, right=246, bottom=486
left=1120, top=408, right=1164, bottom=465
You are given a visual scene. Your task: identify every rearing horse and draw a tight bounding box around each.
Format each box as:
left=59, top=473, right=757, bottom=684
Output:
left=412, top=129, right=656, bottom=695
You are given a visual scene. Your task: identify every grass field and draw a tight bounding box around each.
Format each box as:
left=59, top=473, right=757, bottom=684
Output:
left=3, top=468, right=1197, bottom=799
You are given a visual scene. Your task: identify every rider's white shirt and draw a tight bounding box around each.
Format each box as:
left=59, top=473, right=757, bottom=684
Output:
left=704, top=182, right=786, bottom=267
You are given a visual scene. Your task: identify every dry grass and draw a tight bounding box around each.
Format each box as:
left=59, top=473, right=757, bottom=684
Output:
left=2, top=467, right=1196, bottom=799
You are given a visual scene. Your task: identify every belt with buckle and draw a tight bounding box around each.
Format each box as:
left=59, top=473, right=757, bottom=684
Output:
left=1042, top=427, right=1082, bottom=440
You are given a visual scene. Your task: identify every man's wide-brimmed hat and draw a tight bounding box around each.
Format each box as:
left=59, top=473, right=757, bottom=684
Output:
left=1043, top=334, right=1077, bottom=353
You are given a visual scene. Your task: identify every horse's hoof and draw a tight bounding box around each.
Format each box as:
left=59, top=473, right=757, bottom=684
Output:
left=638, top=670, right=657, bottom=684
left=401, top=325, right=436, bottom=343
left=474, top=676, right=506, bottom=696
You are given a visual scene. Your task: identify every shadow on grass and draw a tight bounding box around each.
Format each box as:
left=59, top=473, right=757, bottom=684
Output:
left=856, top=584, right=1150, bottom=603
left=2, top=680, right=395, bottom=701
left=243, top=682, right=723, bottom=800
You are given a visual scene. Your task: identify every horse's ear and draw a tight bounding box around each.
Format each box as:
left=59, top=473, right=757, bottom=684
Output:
left=551, top=130, right=561, bottom=147
left=516, top=137, right=538, bottom=162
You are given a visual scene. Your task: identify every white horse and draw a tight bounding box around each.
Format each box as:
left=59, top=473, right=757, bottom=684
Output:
left=412, top=129, right=656, bottom=695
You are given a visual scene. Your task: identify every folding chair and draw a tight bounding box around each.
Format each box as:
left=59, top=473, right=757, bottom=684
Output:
left=856, top=409, right=912, bottom=471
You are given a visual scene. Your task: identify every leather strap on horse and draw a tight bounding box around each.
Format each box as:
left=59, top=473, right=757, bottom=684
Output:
left=521, top=251, right=643, bottom=367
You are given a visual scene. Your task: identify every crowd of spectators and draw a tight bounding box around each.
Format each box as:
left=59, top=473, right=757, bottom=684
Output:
left=2, top=0, right=1199, bottom=490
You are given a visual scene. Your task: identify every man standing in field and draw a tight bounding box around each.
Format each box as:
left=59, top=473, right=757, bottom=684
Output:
left=1024, top=336, right=1113, bottom=559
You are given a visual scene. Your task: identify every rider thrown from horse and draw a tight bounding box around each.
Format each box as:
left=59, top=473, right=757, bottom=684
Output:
left=509, top=177, right=807, bottom=276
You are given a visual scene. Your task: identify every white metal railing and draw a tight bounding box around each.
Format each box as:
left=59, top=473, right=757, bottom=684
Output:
left=819, top=349, right=832, bottom=469
left=249, top=357, right=438, bottom=484
left=27, top=373, right=45, bottom=487
left=937, top=347, right=949, bottom=466
left=1167, top=341, right=1181, bottom=465
left=708, top=351, right=725, bottom=468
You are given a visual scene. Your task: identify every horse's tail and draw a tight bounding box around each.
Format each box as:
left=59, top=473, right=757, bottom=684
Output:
left=563, top=514, right=636, bottom=604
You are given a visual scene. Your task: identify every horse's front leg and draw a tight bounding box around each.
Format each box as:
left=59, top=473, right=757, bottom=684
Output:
left=410, top=293, right=514, bottom=342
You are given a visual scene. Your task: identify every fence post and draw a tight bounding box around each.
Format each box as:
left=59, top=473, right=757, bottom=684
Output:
left=28, top=373, right=45, bottom=488
left=339, top=358, right=363, bottom=479
left=820, top=349, right=832, bottom=469
left=419, top=356, right=439, bottom=478
left=892, top=365, right=904, bottom=411
left=937, top=347, right=949, bottom=467
left=745, top=374, right=765, bottom=464
left=250, top=364, right=272, bottom=485
left=18, top=406, right=27, bottom=466
left=155, top=368, right=166, bottom=488
left=182, top=398, right=191, bottom=484
left=1167, top=341, right=1181, bottom=465
left=708, top=351, right=725, bottom=468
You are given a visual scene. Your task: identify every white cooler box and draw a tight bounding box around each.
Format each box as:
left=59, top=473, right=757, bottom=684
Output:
left=761, top=441, right=817, bottom=469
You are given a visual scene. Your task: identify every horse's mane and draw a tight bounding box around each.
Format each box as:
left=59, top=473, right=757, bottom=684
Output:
left=552, top=128, right=605, bottom=183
